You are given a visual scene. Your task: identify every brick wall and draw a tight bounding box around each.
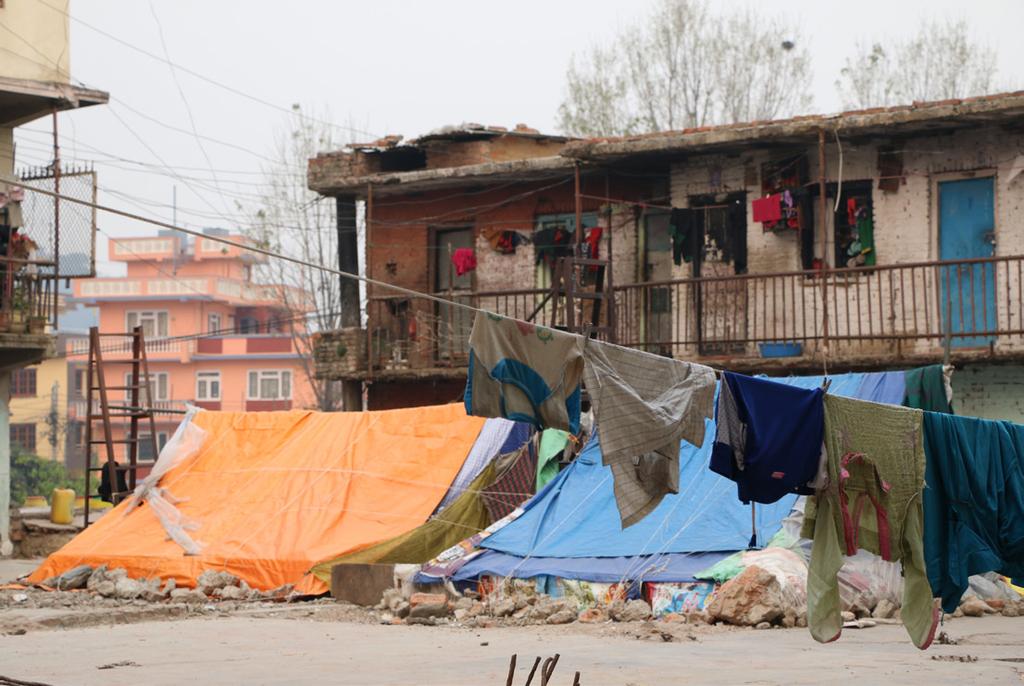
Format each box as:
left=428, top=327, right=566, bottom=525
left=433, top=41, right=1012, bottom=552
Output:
left=953, top=363, right=1024, bottom=423
left=662, top=125, right=1024, bottom=365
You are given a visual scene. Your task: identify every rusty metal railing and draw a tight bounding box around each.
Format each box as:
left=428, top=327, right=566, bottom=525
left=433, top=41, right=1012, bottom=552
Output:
left=0, top=257, right=57, bottom=334
left=356, top=255, right=1024, bottom=373
left=615, top=255, right=1024, bottom=360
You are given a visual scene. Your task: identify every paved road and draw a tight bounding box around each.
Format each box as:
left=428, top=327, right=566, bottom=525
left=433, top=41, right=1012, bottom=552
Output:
left=2, top=614, right=1023, bottom=685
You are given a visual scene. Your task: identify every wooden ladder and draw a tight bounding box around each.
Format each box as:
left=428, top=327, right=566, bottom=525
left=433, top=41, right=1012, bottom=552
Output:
left=550, top=256, right=616, bottom=341
left=83, top=325, right=160, bottom=527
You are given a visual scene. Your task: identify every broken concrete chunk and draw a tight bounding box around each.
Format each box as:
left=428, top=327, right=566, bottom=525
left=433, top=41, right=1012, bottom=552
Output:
left=45, top=565, right=93, bottom=591
left=706, top=566, right=785, bottom=627
left=959, top=597, right=992, bottom=617
left=92, top=581, right=116, bottom=598
left=578, top=607, right=609, bottom=624
left=872, top=599, right=897, bottom=619
left=169, top=588, right=209, bottom=604
left=610, top=599, right=652, bottom=623
left=216, top=586, right=246, bottom=601
left=408, top=602, right=450, bottom=619
left=197, top=570, right=239, bottom=595
left=546, top=609, right=576, bottom=625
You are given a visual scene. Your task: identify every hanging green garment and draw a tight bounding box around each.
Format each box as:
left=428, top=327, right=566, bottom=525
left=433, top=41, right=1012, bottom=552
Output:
left=857, top=216, right=875, bottom=266
left=537, top=429, right=570, bottom=490
left=922, top=412, right=1024, bottom=613
left=904, top=365, right=952, bottom=414
left=803, top=396, right=938, bottom=650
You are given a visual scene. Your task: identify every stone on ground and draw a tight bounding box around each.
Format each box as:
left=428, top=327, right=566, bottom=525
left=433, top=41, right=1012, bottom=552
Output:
left=706, top=565, right=786, bottom=627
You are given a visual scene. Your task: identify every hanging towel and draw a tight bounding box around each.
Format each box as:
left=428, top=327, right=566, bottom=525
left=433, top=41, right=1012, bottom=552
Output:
left=582, top=338, right=715, bottom=528
left=922, top=412, right=1024, bottom=613
left=537, top=428, right=570, bottom=490
left=710, top=372, right=824, bottom=504
left=803, top=396, right=938, bottom=650
left=752, top=194, right=783, bottom=223
left=451, top=248, right=477, bottom=276
left=465, top=312, right=585, bottom=433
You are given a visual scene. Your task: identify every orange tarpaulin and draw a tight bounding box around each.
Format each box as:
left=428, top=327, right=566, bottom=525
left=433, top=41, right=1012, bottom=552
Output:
left=29, top=404, right=485, bottom=595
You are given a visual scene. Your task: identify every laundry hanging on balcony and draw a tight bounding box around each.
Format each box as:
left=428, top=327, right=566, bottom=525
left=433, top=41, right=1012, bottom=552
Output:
left=464, top=311, right=585, bottom=434
left=451, top=247, right=477, bottom=276
left=482, top=228, right=527, bottom=255
left=669, top=208, right=697, bottom=265
left=752, top=194, right=783, bottom=224
left=533, top=225, right=574, bottom=266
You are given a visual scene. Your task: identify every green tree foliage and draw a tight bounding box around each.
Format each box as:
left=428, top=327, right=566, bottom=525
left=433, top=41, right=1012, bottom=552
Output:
left=9, top=450, right=85, bottom=507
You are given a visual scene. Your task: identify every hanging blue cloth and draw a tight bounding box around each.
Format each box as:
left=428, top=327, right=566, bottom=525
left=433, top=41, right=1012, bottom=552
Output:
left=710, top=372, right=824, bottom=505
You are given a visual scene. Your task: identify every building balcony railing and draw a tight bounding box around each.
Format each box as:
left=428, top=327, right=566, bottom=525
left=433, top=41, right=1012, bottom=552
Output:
left=66, top=336, right=196, bottom=360
left=315, top=254, right=1024, bottom=378
left=66, top=331, right=300, bottom=361
left=0, top=256, right=57, bottom=337
left=69, top=397, right=190, bottom=420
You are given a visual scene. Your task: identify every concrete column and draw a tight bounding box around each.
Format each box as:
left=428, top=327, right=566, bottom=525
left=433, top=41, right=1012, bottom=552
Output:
left=0, top=371, right=11, bottom=556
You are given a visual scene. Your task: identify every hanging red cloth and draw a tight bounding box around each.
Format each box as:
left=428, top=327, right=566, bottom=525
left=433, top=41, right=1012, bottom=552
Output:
left=752, top=194, right=783, bottom=223
left=451, top=248, right=477, bottom=276
left=584, top=226, right=603, bottom=260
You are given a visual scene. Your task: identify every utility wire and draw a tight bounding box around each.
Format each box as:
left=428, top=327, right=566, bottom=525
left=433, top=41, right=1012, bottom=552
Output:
left=29, top=0, right=379, bottom=140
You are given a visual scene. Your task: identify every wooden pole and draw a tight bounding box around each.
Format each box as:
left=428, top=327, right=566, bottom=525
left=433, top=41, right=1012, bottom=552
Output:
left=818, top=128, right=829, bottom=375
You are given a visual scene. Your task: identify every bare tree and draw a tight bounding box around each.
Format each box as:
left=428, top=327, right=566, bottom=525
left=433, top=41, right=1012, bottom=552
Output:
left=247, top=105, right=345, bottom=411
left=556, top=0, right=812, bottom=136
left=837, top=19, right=999, bottom=109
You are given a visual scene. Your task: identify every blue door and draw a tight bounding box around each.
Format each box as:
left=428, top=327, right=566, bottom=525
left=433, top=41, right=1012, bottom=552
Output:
left=939, top=177, right=996, bottom=347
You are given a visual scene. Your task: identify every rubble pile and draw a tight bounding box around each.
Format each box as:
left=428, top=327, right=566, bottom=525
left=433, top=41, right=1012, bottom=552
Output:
left=33, top=565, right=297, bottom=604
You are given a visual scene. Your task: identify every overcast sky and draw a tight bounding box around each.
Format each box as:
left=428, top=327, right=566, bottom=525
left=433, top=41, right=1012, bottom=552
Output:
left=12, top=0, right=1024, bottom=276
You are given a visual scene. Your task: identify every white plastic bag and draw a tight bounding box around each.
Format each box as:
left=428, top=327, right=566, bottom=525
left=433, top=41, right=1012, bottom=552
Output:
left=123, top=405, right=208, bottom=555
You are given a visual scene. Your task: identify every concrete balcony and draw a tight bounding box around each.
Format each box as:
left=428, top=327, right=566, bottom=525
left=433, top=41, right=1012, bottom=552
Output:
left=73, top=276, right=308, bottom=309
left=194, top=334, right=300, bottom=359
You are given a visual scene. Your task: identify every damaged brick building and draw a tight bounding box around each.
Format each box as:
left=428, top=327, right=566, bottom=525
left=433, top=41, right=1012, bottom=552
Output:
left=308, top=93, right=1024, bottom=421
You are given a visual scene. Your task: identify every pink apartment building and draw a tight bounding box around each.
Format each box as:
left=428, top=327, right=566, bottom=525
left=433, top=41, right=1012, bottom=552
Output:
left=70, top=229, right=314, bottom=466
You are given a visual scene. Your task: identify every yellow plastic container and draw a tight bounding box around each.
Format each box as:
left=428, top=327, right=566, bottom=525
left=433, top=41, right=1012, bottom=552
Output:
left=23, top=495, right=47, bottom=509
left=50, top=488, right=75, bottom=525
left=89, top=498, right=113, bottom=511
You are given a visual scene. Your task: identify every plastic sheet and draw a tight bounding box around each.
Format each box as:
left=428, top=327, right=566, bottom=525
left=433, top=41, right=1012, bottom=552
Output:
left=123, top=405, right=209, bottom=555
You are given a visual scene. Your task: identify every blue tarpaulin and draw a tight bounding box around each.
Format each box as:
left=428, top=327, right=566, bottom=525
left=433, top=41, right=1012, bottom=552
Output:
left=471, top=371, right=906, bottom=573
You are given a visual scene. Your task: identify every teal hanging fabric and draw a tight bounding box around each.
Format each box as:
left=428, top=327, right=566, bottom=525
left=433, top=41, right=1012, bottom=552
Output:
left=904, top=365, right=953, bottom=414
left=537, top=429, right=570, bottom=490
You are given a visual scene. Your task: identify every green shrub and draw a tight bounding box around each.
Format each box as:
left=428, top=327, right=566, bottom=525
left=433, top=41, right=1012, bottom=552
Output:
left=9, top=450, right=86, bottom=507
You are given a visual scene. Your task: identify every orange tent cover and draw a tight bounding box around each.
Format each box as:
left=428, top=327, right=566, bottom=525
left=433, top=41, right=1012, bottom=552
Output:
left=30, top=404, right=485, bottom=595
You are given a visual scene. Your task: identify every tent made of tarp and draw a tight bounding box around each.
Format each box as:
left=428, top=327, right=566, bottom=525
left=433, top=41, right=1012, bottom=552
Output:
left=308, top=440, right=534, bottom=586
left=461, top=371, right=906, bottom=582
left=29, top=404, right=486, bottom=594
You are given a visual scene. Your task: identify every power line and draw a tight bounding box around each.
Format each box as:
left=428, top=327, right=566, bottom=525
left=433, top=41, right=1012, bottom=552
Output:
left=30, top=0, right=379, bottom=140
left=148, top=0, right=232, bottom=219
left=3, top=173, right=482, bottom=316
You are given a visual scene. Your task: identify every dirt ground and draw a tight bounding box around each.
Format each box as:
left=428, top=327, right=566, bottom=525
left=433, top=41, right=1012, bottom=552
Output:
left=3, top=560, right=1024, bottom=685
